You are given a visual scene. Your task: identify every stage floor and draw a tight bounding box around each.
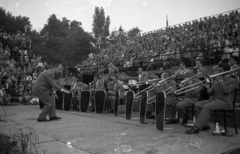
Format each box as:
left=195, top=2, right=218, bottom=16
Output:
left=0, top=105, right=240, bottom=154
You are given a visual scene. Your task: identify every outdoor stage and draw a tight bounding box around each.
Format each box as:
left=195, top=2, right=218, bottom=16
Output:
left=0, top=105, right=240, bottom=154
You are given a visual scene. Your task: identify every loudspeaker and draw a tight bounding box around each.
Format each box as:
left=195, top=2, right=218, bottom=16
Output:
left=63, top=93, right=72, bottom=111
left=83, top=74, right=94, bottom=85
left=64, top=85, right=71, bottom=90
left=55, top=91, right=63, bottom=110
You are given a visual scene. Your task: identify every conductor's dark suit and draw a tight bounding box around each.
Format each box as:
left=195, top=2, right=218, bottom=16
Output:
left=33, top=70, right=62, bottom=120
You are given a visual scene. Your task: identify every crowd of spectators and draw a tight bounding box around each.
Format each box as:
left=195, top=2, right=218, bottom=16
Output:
left=81, top=8, right=240, bottom=73
left=0, top=31, right=48, bottom=105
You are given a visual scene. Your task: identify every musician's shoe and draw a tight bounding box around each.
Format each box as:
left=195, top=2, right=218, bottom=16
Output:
left=50, top=117, right=62, bottom=121
left=146, top=115, right=155, bottom=119
left=165, top=118, right=177, bottom=124
left=107, top=109, right=114, bottom=113
left=37, top=118, right=50, bottom=122
left=201, top=125, right=211, bottom=131
left=181, top=115, right=189, bottom=125
left=186, top=126, right=199, bottom=134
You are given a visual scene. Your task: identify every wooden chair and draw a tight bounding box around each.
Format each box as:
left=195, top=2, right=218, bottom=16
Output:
left=213, top=75, right=239, bottom=135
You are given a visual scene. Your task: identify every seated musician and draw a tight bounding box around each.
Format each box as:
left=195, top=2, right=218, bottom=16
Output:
left=104, top=63, right=119, bottom=91
left=213, top=53, right=229, bottom=70
left=137, top=67, right=148, bottom=82
left=106, top=74, right=124, bottom=113
left=137, top=67, right=149, bottom=92
left=194, top=58, right=206, bottom=75
left=90, top=74, right=105, bottom=111
left=186, top=63, right=237, bottom=134
left=71, top=78, right=89, bottom=109
left=176, top=61, right=189, bottom=78
left=147, top=71, right=176, bottom=119
left=166, top=70, right=203, bottom=125
left=108, top=63, right=119, bottom=75
left=70, top=74, right=78, bottom=91
left=229, top=56, right=239, bottom=70
left=155, top=67, right=165, bottom=78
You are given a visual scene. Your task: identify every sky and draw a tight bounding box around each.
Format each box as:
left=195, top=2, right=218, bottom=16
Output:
left=1, top=0, right=240, bottom=33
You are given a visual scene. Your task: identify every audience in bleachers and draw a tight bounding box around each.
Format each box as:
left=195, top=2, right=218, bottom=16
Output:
left=81, top=9, right=240, bottom=74
left=0, top=31, right=49, bottom=105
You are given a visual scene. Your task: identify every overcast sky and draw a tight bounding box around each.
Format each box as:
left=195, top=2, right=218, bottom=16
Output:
left=1, top=0, right=240, bottom=33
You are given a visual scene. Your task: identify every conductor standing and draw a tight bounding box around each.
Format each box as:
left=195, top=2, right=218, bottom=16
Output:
left=33, top=64, right=70, bottom=122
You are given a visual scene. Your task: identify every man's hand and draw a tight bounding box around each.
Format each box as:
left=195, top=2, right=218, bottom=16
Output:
left=62, top=89, right=71, bottom=93
left=54, top=93, right=59, bottom=99
left=215, top=75, right=223, bottom=82
left=204, top=83, right=210, bottom=89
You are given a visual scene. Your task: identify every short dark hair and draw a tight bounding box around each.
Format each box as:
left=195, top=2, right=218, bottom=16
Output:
left=195, top=58, right=203, bottom=64
left=179, top=61, right=186, bottom=66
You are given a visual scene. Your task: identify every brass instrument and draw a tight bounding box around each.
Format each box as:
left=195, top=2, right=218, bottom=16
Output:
left=174, top=68, right=239, bottom=95
left=88, top=81, right=94, bottom=89
left=155, top=71, right=203, bottom=96
left=134, top=72, right=178, bottom=98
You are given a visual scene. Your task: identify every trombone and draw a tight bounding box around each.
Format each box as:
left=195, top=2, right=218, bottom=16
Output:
left=156, top=71, right=203, bottom=96
left=134, top=72, right=178, bottom=98
left=136, top=69, right=183, bottom=86
left=174, top=68, right=239, bottom=95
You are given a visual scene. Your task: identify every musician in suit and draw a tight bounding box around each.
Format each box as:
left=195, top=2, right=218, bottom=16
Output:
left=33, top=64, right=70, bottom=122
left=70, top=74, right=78, bottom=91
left=166, top=70, right=203, bottom=125
left=90, top=74, right=105, bottom=111
left=176, top=61, right=189, bottom=78
left=186, top=63, right=237, bottom=134
left=147, top=71, right=176, bottom=119
left=229, top=56, right=239, bottom=70
left=108, top=63, right=119, bottom=75
left=155, top=67, right=165, bottom=78
left=90, top=74, right=105, bottom=91
left=194, top=58, right=206, bottom=74
left=137, top=67, right=148, bottom=82
left=213, top=53, right=229, bottom=70
left=106, top=74, right=124, bottom=112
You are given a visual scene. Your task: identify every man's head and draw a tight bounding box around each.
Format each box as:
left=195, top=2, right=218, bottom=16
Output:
left=179, top=61, right=186, bottom=69
left=229, top=56, right=238, bottom=66
left=217, top=63, right=230, bottom=76
left=110, top=74, right=118, bottom=82
left=94, top=74, right=100, bottom=81
left=195, top=58, right=203, bottom=68
left=52, top=64, right=63, bottom=74
left=159, top=67, right=164, bottom=73
left=138, top=67, right=143, bottom=74
left=161, top=71, right=171, bottom=79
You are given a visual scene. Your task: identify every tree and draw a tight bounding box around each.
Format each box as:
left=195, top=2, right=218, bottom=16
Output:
left=0, top=7, right=32, bottom=34
left=92, top=6, right=110, bottom=49
left=127, top=27, right=141, bottom=38
left=31, top=14, right=99, bottom=67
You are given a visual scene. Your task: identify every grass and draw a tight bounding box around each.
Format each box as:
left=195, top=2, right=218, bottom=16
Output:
left=0, top=127, right=50, bottom=154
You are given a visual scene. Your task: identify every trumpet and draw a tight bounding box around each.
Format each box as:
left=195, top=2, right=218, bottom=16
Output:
left=174, top=68, right=239, bottom=95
